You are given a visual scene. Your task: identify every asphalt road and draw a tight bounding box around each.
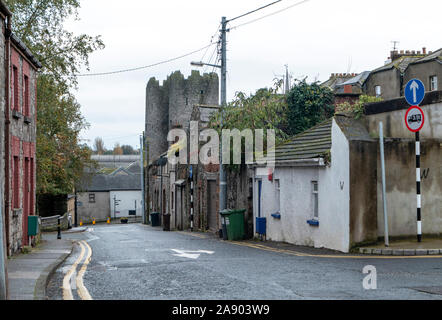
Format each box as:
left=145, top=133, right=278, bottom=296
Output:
left=46, top=223, right=442, bottom=300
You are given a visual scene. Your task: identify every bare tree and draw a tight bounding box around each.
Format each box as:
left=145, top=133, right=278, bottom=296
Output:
left=93, top=137, right=106, bottom=155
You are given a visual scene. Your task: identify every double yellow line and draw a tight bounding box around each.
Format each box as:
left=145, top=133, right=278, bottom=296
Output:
left=62, top=240, right=93, bottom=300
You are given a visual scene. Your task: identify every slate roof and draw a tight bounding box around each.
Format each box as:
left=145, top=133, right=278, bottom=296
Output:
left=321, top=74, right=355, bottom=90
left=82, top=173, right=141, bottom=192
left=257, top=118, right=333, bottom=164
left=410, top=48, right=442, bottom=65
left=92, top=155, right=140, bottom=169
left=371, top=55, right=423, bottom=74
left=338, top=71, right=371, bottom=87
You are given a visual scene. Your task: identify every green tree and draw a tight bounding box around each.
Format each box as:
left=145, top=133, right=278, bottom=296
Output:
left=6, top=0, right=104, bottom=88
left=121, top=144, right=138, bottom=155
left=286, top=79, right=335, bottom=136
left=6, top=0, right=104, bottom=195
left=335, top=95, right=383, bottom=119
left=208, top=81, right=288, bottom=168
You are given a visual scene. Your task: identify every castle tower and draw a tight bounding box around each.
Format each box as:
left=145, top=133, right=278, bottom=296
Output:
left=145, top=70, right=219, bottom=164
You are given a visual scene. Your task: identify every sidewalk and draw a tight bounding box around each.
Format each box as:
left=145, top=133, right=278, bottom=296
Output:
left=5, top=227, right=87, bottom=300
left=358, top=238, right=442, bottom=256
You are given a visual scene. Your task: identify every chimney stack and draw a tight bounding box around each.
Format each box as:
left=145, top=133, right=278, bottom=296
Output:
left=422, top=47, right=427, bottom=55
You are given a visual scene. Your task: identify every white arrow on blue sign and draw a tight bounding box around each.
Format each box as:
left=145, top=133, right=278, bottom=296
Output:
left=405, top=79, right=425, bottom=106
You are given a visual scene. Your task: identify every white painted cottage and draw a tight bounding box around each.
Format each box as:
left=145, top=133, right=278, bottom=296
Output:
left=252, top=115, right=378, bottom=253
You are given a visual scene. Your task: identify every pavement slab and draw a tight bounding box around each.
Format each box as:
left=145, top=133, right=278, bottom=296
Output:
left=6, top=238, right=74, bottom=300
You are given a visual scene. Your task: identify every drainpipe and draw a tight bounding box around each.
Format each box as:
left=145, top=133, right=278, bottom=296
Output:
left=1, top=8, right=12, bottom=300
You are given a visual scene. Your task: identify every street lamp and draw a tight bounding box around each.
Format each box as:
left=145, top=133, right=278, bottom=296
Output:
left=191, top=61, right=221, bottom=69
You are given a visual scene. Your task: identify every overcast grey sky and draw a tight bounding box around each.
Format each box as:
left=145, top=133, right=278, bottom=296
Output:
left=68, top=0, right=441, bottom=150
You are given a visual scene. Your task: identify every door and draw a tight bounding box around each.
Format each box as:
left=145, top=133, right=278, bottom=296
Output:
left=257, top=179, right=262, bottom=218
left=175, top=186, right=183, bottom=230
left=22, top=158, right=30, bottom=246
left=207, top=180, right=218, bottom=231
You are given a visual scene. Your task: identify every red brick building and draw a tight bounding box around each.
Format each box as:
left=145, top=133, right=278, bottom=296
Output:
left=1, top=2, right=41, bottom=256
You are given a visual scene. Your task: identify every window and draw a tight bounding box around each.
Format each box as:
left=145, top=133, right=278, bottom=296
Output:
left=312, top=181, right=318, bottom=219
left=430, top=76, right=438, bottom=91
left=30, top=159, right=34, bottom=214
left=375, top=85, right=382, bottom=98
left=89, top=193, right=96, bottom=203
left=23, top=75, right=29, bottom=116
left=13, top=156, right=20, bottom=209
left=13, top=66, right=19, bottom=111
left=275, top=179, right=280, bottom=213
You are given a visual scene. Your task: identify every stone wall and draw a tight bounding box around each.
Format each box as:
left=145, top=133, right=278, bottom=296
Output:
left=365, top=94, right=442, bottom=140
left=0, top=14, right=6, bottom=247
left=376, top=139, right=442, bottom=237
left=145, top=70, right=219, bottom=164
left=226, top=165, right=254, bottom=239
left=349, top=140, right=378, bottom=246
left=364, top=92, right=442, bottom=238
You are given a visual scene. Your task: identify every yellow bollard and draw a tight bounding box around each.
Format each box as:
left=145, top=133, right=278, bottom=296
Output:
left=80, top=220, right=83, bottom=226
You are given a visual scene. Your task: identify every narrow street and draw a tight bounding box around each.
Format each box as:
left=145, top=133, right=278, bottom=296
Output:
left=45, top=224, right=442, bottom=300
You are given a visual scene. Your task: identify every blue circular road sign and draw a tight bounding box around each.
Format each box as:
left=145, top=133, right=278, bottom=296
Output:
left=405, top=78, right=425, bottom=106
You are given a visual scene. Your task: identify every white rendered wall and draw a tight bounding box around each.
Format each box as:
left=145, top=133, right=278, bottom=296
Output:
left=253, top=119, right=351, bottom=252
left=110, top=190, right=142, bottom=218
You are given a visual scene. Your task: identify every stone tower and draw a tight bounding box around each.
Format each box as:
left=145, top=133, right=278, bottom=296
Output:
left=145, top=70, right=219, bottom=164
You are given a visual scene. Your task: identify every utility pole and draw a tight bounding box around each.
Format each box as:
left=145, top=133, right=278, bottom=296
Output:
left=219, top=16, right=228, bottom=215
left=140, top=133, right=145, bottom=224
left=74, top=188, right=78, bottom=228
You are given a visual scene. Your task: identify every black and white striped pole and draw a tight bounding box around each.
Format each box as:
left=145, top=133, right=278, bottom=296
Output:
left=404, top=79, right=425, bottom=243
left=415, top=131, right=422, bottom=242
left=190, top=165, right=194, bottom=232
left=405, top=105, right=425, bottom=243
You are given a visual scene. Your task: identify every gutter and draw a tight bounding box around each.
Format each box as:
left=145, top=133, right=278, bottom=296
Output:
left=252, top=157, right=326, bottom=169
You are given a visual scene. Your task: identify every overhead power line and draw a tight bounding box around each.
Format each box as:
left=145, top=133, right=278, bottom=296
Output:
left=75, top=42, right=216, bottom=77
left=227, top=0, right=283, bottom=23
left=230, top=0, right=311, bottom=30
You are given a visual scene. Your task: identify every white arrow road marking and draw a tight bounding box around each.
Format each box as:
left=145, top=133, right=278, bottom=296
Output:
left=85, top=228, right=100, bottom=242
left=171, top=249, right=214, bottom=260
left=410, top=80, right=419, bottom=103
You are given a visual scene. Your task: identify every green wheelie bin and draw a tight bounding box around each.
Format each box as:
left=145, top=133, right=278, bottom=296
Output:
left=221, top=209, right=246, bottom=241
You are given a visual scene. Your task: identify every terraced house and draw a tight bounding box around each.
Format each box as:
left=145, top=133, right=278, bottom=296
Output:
left=0, top=1, right=41, bottom=256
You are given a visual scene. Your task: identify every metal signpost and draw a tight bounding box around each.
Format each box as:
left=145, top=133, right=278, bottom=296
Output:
left=404, top=79, right=425, bottom=242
